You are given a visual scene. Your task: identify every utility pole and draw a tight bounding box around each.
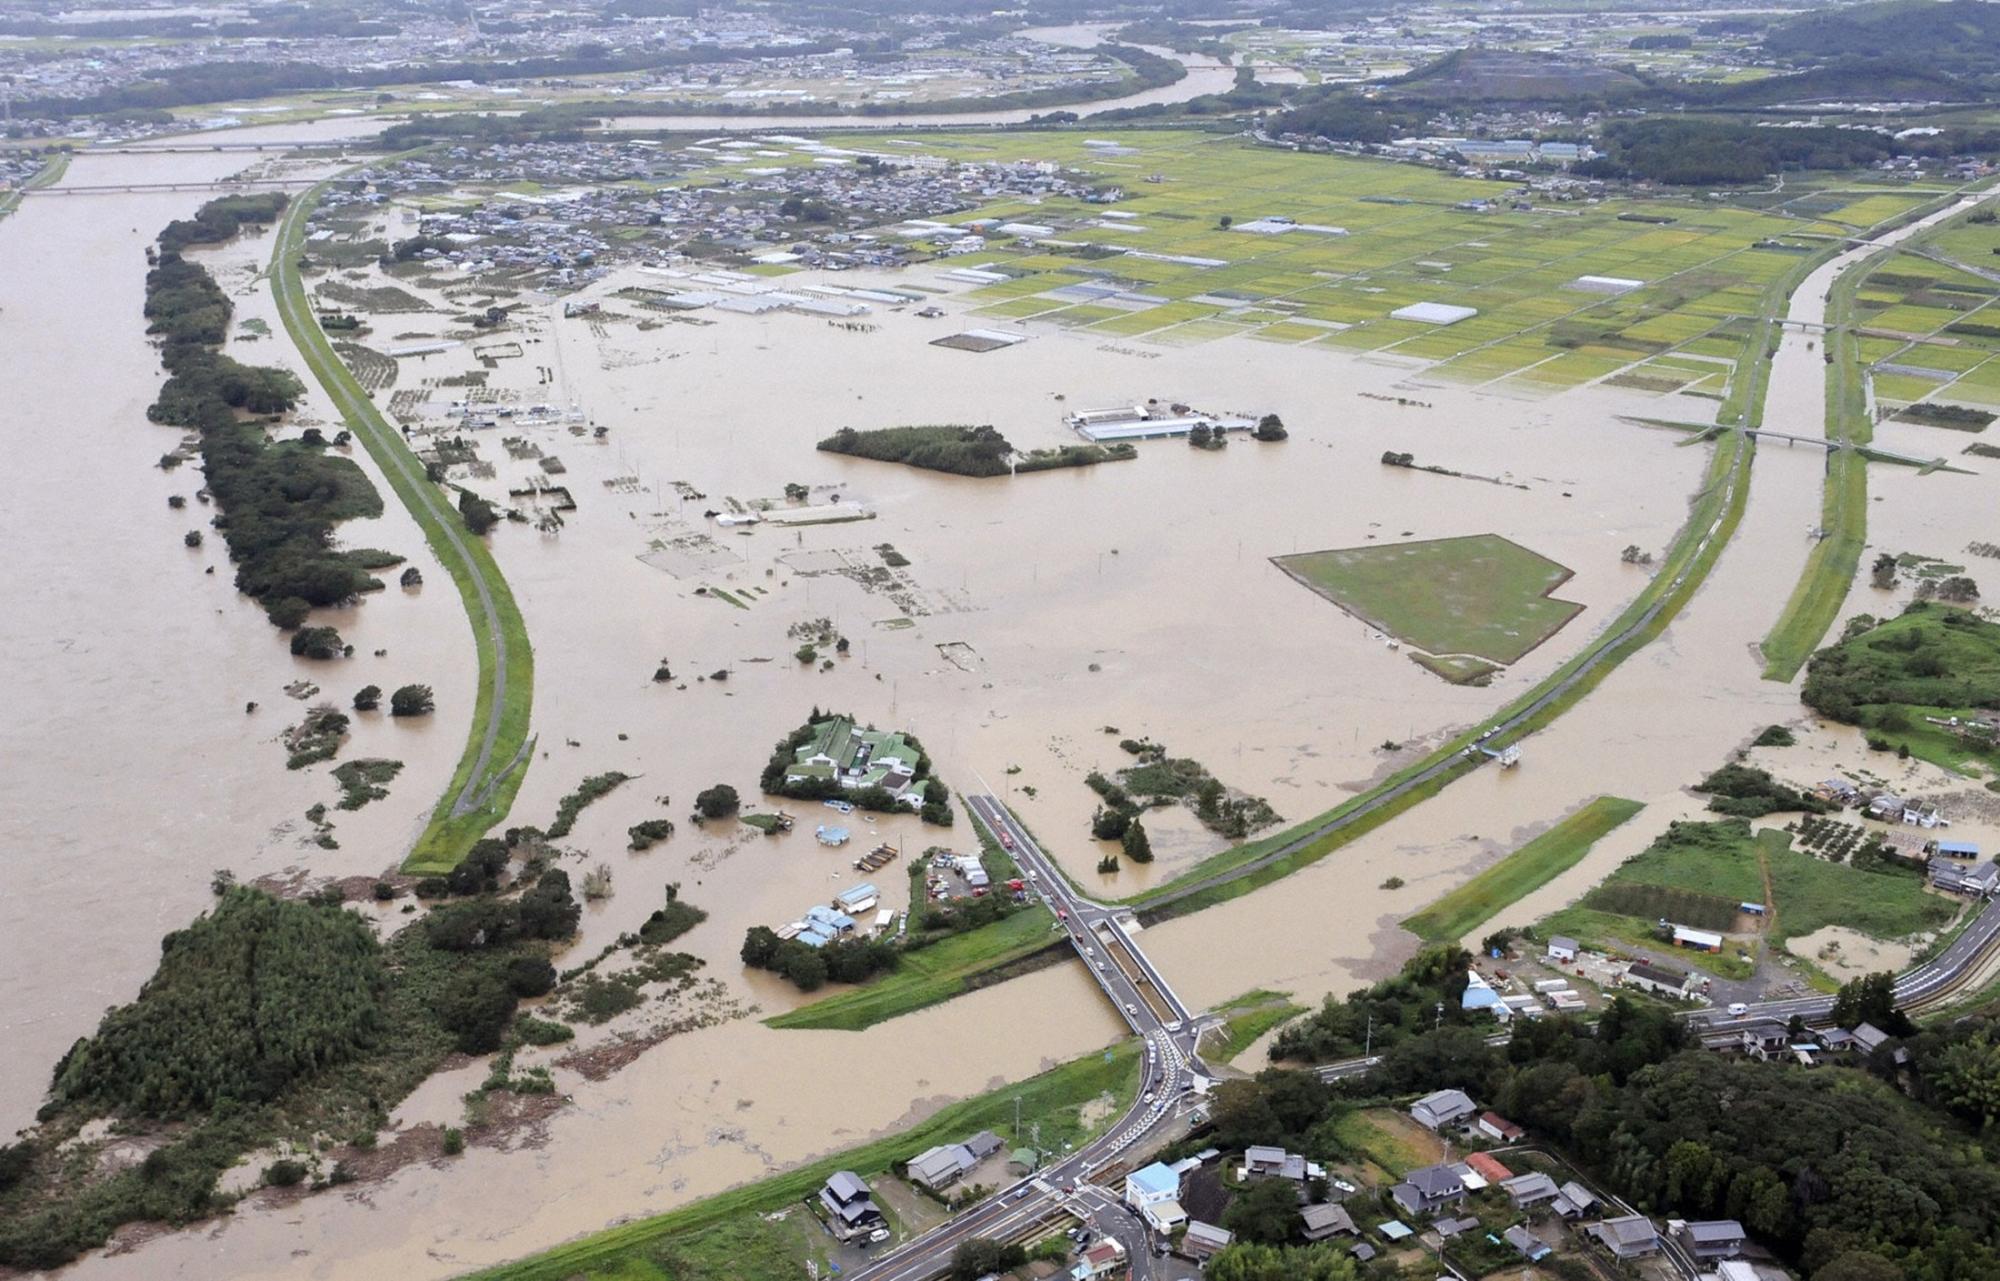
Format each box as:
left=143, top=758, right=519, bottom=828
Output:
left=1364, top=1010, right=1374, bottom=1057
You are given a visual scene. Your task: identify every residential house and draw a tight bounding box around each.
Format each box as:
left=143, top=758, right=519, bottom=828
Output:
left=1700, top=1018, right=1790, bottom=1060
left=1501, top=1171, right=1562, bottom=1209
left=1675, top=1219, right=1747, bottom=1261
left=1851, top=1023, right=1892, bottom=1054
left=1505, top=1225, right=1553, bottom=1261
left=818, top=1171, right=885, bottom=1239
left=1589, top=1215, right=1662, bottom=1260
left=1070, top=1237, right=1127, bottom=1280
left=1124, top=1162, right=1187, bottom=1233
left=1465, top=1152, right=1513, bottom=1184
left=1625, top=960, right=1695, bottom=997
left=906, top=1131, right=1001, bottom=1193
left=1477, top=1111, right=1524, bottom=1143
left=1435, top=1216, right=1481, bottom=1239
left=1932, top=861, right=2000, bottom=897
left=1555, top=1181, right=1599, bottom=1218
left=1391, top=1164, right=1468, bottom=1218
left=1300, top=1203, right=1357, bottom=1241
left=1546, top=935, right=1580, bottom=963
left=1242, top=1145, right=1321, bottom=1183
left=1410, top=1088, right=1478, bottom=1131
left=1180, top=1221, right=1231, bottom=1261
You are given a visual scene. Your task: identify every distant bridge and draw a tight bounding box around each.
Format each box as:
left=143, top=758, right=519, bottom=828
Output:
left=25, top=177, right=322, bottom=196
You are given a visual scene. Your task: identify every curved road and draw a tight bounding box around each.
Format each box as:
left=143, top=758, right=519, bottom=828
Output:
left=270, top=188, right=522, bottom=825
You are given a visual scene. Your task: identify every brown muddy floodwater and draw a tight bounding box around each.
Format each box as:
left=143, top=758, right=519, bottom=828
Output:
left=13, top=138, right=1997, bottom=1280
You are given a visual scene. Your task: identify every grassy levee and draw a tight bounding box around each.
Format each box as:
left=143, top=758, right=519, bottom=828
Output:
left=460, top=1041, right=1141, bottom=1281
left=270, top=182, right=534, bottom=873
left=1199, top=989, right=1307, bottom=1063
left=1759, top=190, right=1992, bottom=680
left=1401, top=796, right=1644, bottom=944
left=765, top=905, right=1059, bottom=1031
left=0, top=151, right=71, bottom=220
left=1760, top=261, right=1872, bottom=681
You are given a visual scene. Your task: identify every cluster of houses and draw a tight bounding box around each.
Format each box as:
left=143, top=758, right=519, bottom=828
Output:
left=1400, top=1088, right=1758, bottom=1269
left=773, top=883, right=891, bottom=947
left=1699, top=1017, right=1903, bottom=1068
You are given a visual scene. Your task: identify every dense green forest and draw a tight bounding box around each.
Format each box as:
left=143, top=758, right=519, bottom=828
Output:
left=145, top=196, right=386, bottom=628
left=1803, top=605, right=2000, bottom=724
left=50, top=889, right=386, bottom=1119
left=0, top=844, right=614, bottom=1270
left=1764, top=0, right=2000, bottom=77
left=1214, top=991, right=2000, bottom=1279
left=1267, top=944, right=1477, bottom=1062
left=818, top=424, right=1016, bottom=477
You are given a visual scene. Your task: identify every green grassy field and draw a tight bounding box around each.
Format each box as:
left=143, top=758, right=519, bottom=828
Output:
left=1402, top=796, right=1644, bottom=943
left=764, top=906, right=1059, bottom=1031
left=463, top=1041, right=1141, bottom=1281
left=1199, top=989, right=1307, bottom=1063
left=1539, top=819, right=1951, bottom=980
left=272, top=182, right=535, bottom=873
left=1274, top=534, right=1583, bottom=665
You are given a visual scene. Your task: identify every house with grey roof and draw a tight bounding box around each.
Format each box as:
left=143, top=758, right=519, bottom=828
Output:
left=1501, top=1171, right=1562, bottom=1208
left=1505, top=1225, right=1552, bottom=1261
left=1410, top=1088, right=1478, bottom=1131
left=1300, top=1203, right=1356, bottom=1241
left=1391, top=1164, right=1467, bottom=1218
left=1675, top=1219, right=1747, bottom=1260
left=1589, top=1214, right=1661, bottom=1259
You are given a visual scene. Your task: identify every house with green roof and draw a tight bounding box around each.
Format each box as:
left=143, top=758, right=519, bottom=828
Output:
left=786, top=717, right=928, bottom=808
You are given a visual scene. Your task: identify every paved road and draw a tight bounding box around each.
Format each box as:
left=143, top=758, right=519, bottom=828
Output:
left=272, top=187, right=519, bottom=824
left=845, top=798, right=1207, bottom=1281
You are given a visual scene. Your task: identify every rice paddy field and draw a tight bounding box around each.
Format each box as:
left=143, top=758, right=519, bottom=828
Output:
left=793, top=129, right=1944, bottom=397
left=1845, top=228, right=2000, bottom=421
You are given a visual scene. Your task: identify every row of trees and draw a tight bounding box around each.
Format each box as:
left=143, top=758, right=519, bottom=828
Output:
left=142, top=204, right=387, bottom=630
left=740, top=925, right=897, bottom=992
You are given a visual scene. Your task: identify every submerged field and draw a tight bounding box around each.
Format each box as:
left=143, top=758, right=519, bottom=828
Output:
left=1274, top=533, right=1583, bottom=666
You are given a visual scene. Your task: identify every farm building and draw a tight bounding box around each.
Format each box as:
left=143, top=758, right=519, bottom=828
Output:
left=1671, top=925, right=1723, bottom=953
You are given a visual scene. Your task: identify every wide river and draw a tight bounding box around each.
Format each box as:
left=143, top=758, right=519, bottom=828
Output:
left=4, top=112, right=1997, bottom=1281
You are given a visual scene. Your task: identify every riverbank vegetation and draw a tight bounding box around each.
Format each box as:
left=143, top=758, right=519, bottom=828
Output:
left=1401, top=796, right=1643, bottom=944
left=145, top=201, right=387, bottom=630
left=547, top=771, right=632, bottom=839
left=1088, top=738, right=1281, bottom=842
left=0, top=867, right=591, bottom=1270
left=1268, top=945, right=1477, bottom=1063
left=1803, top=604, right=2000, bottom=774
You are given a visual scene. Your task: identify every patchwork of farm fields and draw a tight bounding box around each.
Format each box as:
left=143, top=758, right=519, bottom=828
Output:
left=795, top=130, right=1946, bottom=394
left=1849, top=237, right=2000, bottom=424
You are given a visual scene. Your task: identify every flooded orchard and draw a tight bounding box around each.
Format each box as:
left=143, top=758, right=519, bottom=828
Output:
left=8, top=127, right=1999, bottom=1280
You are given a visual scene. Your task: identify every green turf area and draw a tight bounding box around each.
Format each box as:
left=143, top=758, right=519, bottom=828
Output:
left=1274, top=534, right=1583, bottom=665
left=463, top=1042, right=1141, bottom=1281
left=764, top=905, right=1058, bottom=1031
left=1199, top=989, right=1307, bottom=1064
left=1539, top=818, right=1953, bottom=981
left=1402, top=796, right=1644, bottom=943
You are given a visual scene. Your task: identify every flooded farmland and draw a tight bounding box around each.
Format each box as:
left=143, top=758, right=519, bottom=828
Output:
left=7, top=121, right=1999, bottom=1281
